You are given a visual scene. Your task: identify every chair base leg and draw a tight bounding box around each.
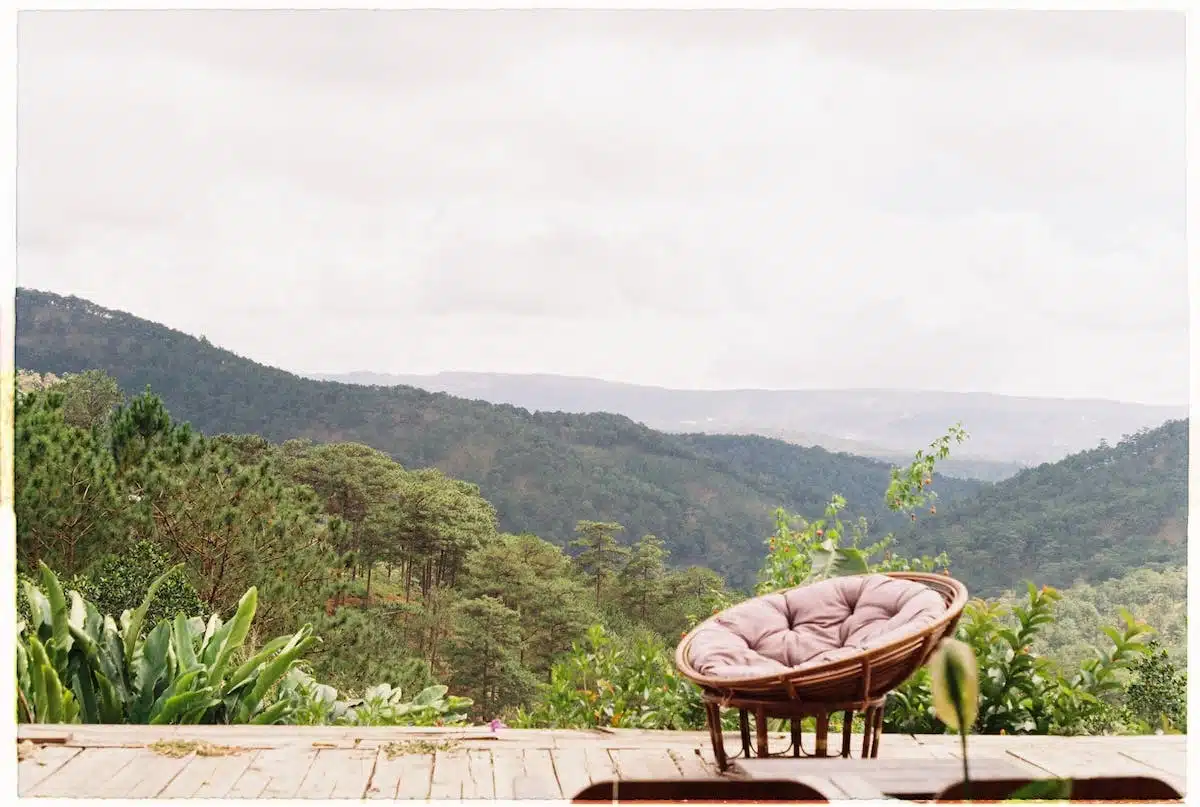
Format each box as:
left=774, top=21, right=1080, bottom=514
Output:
left=705, top=701, right=729, bottom=771
left=702, top=698, right=888, bottom=769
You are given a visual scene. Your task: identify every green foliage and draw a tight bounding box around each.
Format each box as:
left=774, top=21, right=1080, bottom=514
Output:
left=571, top=521, right=629, bottom=604
left=80, top=541, right=206, bottom=629
left=16, top=563, right=471, bottom=727
left=618, top=534, right=670, bottom=622
left=17, top=563, right=317, bottom=724
left=755, top=425, right=964, bottom=594
left=14, top=288, right=986, bottom=590
left=308, top=606, right=436, bottom=695
left=885, top=584, right=1155, bottom=736
left=457, top=532, right=600, bottom=677
left=897, top=421, right=1188, bottom=597
left=1121, top=641, right=1187, bottom=733
left=1025, top=566, right=1186, bottom=669
left=49, top=369, right=125, bottom=431
left=447, top=596, right=537, bottom=720
left=511, top=625, right=708, bottom=731
left=885, top=423, right=969, bottom=517
left=14, top=389, right=125, bottom=573
left=277, top=670, right=472, bottom=727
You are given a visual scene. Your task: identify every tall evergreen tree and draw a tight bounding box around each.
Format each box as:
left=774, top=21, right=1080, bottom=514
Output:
left=447, top=596, right=536, bottom=720
left=571, top=520, right=628, bottom=605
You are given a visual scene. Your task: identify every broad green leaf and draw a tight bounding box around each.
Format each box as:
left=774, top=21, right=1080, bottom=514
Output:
left=172, top=613, right=199, bottom=671
left=199, top=613, right=223, bottom=660
left=70, top=667, right=100, bottom=723
left=130, top=622, right=172, bottom=722
left=149, top=689, right=219, bottom=725
left=94, top=672, right=125, bottom=723
left=23, top=580, right=52, bottom=635
left=413, top=685, right=450, bottom=707
left=249, top=700, right=292, bottom=725
left=930, top=639, right=979, bottom=733
left=237, top=630, right=316, bottom=721
left=207, top=587, right=258, bottom=684
left=27, top=635, right=64, bottom=723
left=124, top=564, right=184, bottom=669
left=225, top=634, right=292, bottom=692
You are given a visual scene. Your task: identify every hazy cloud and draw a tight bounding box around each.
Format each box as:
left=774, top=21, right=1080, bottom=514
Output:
left=16, top=10, right=1187, bottom=404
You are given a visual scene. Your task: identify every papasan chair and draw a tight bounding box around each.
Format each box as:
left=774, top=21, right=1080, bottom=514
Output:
left=675, top=571, right=967, bottom=770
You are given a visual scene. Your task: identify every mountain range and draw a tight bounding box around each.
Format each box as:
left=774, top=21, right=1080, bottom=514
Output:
left=15, top=288, right=1187, bottom=595
left=313, top=371, right=1185, bottom=479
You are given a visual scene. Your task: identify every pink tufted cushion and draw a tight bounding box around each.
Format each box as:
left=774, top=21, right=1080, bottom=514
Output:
left=687, top=574, right=947, bottom=680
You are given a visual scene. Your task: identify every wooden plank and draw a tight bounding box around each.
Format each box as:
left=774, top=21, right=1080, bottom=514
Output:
left=551, top=746, right=619, bottom=799
left=1121, top=747, right=1189, bottom=778
left=826, top=774, right=889, bottom=799
left=227, top=746, right=319, bottom=799
left=611, top=748, right=683, bottom=780
left=158, top=750, right=260, bottom=798
left=492, top=748, right=526, bottom=800
left=17, top=744, right=82, bottom=795
left=24, top=747, right=140, bottom=798
left=468, top=748, right=496, bottom=799
left=516, top=748, right=563, bottom=799
left=1004, top=746, right=1186, bottom=785
left=89, top=747, right=193, bottom=798
left=368, top=752, right=434, bottom=800
left=695, top=743, right=724, bottom=774
left=668, top=747, right=716, bottom=779
left=429, top=747, right=494, bottom=800
left=549, top=748, right=591, bottom=800
left=295, top=748, right=377, bottom=799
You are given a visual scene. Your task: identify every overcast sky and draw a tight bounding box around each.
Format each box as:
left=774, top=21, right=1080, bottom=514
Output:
left=17, top=10, right=1187, bottom=405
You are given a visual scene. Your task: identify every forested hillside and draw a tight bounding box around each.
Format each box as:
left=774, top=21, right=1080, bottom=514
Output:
left=14, top=367, right=1187, bottom=735
left=896, top=420, right=1188, bottom=597
left=14, top=289, right=983, bottom=588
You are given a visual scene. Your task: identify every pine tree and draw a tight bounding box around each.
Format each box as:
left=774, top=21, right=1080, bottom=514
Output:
left=619, top=534, right=669, bottom=623
left=14, top=388, right=124, bottom=573
left=571, top=520, right=628, bottom=605
left=447, top=596, right=536, bottom=719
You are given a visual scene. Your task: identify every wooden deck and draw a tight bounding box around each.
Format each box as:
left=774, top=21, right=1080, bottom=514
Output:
left=16, top=724, right=1188, bottom=800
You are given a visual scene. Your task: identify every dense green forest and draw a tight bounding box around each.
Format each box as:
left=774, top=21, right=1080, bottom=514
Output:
left=896, top=420, right=1188, bottom=597
left=15, top=289, right=985, bottom=589
left=13, top=369, right=1186, bottom=735
left=13, top=373, right=730, bottom=714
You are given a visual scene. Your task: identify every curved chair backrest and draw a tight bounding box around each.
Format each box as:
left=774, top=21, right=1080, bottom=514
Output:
left=573, top=778, right=832, bottom=803
left=936, top=776, right=1183, bottom=802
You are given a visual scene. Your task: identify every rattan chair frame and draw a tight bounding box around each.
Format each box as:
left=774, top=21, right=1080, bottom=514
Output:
left=675, top=571, right=968, bottom=770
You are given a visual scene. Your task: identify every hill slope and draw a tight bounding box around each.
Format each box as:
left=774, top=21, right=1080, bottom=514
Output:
left=323, top=371, right=1184, bottom=472
left=15, top=289, right=984, bottom=588
left=894, top=419, right=1188, bottom=597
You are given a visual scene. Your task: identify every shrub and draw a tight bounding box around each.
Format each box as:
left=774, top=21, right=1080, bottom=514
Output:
left=884, top=584, right=1155, bottom=735
left=511, top=625, right=711, bottom=730
left=276, top=670, right=472, bottom=727
left=17, top=562, right=316, bottom=724
left=15, top=562, right=472, bottom=727
left=1122, top=641, right=1187, bottom=732
left=82, top=540, right=207, bottom=628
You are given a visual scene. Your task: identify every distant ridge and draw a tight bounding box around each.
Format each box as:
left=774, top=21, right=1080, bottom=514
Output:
left=312, top=370, right=1184, bottom=474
